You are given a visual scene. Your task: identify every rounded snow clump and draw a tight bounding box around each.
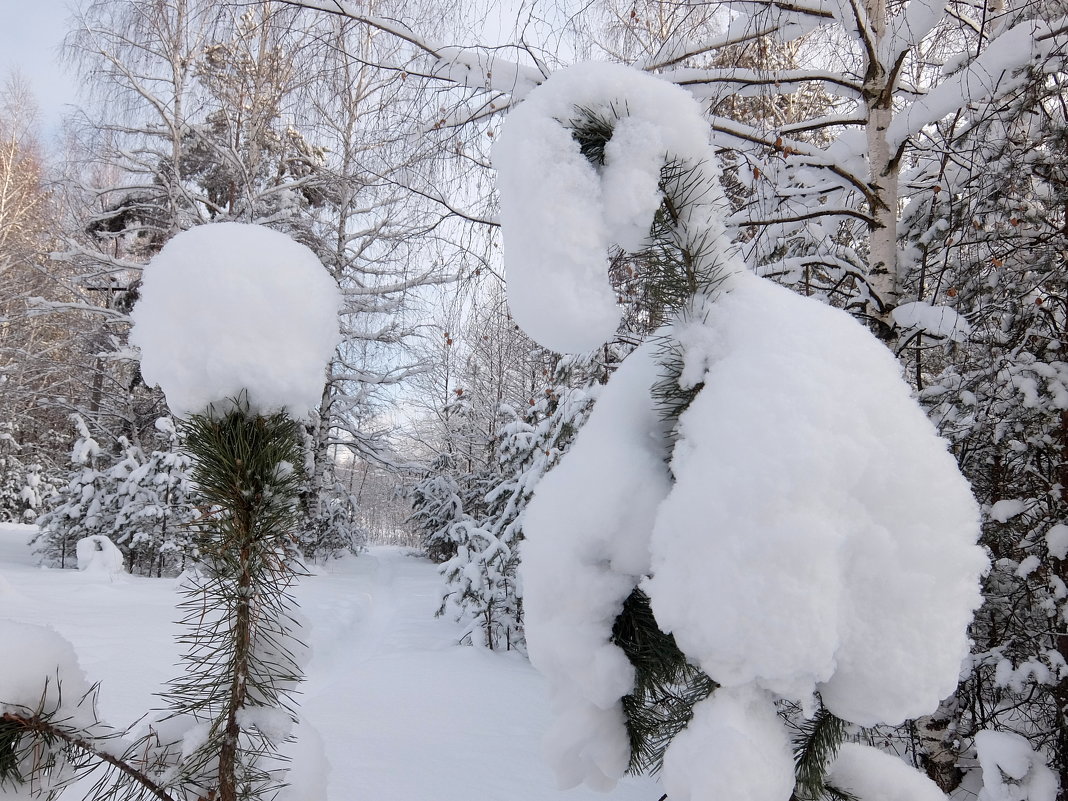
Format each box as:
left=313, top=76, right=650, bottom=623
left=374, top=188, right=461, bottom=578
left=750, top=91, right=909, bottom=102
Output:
left=0, top=619, right=91, bottom=717
left=76, top=535, right=126, bottom=575
left=130, top=223, right=342, bottom=418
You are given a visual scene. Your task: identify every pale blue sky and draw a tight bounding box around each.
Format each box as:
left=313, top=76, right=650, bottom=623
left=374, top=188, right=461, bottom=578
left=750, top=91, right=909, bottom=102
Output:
left=0, top=0, right=78, bottom=143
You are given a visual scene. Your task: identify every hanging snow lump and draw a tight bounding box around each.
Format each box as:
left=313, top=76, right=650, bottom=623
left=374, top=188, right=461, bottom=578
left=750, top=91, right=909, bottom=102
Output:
left=493, top=62, right=716, bottom=354
left=130, top=223, right=342, bottom=418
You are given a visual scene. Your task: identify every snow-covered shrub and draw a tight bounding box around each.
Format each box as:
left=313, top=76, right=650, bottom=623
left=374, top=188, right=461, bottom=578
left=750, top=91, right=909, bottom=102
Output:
left=495, top=62, right=987, bottom=801
left=0, top=428, right=57, bottom=524
left=111, top=418, right=197, bottom=576
left=300, top=481, right=366, bottom=562
left=0, top=428, right=22, bottom=520
left=34, top=415, right=196, bottom=575
left=75, top=534, right=126, bottom=575
left=438, top=377, right=597, bottom=651
left=33, top=415, right=109, bottom=570
left=406, top=455, right=469, bottom=563
left=18, top=462, right=58, bottom=523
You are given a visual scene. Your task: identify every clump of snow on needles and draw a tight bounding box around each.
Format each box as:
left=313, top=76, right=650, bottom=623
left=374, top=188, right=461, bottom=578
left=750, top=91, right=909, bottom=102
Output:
left=1046, top=524, right=1068, bottom=561
left=493, top=62, right=714, bottom=354
left=975, top=730, right=1057, bottom=801
left=892, top=301, right=971, bottom=342
left=130, top=223, right=342, bottom=418
left=0, top=619, right=92, bottom=721
left=76, top=534, right=126, bottom=575
left=504, top=62, right=987, bottom=800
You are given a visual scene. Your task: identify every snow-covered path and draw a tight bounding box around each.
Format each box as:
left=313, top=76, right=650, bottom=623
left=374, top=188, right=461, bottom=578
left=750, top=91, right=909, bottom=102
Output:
left=0, top=528, right=658, bottom=801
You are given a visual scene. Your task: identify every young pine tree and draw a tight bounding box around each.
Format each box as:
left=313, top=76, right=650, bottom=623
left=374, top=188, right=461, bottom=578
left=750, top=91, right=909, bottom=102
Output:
left=496, top=63, right=985, bottom=801
left=1, top=223, right=341, bottom=801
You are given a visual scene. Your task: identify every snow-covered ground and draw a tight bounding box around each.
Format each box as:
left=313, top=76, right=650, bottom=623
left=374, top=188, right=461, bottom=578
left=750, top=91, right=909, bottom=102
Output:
left=0, top=523, right=659, bottom=801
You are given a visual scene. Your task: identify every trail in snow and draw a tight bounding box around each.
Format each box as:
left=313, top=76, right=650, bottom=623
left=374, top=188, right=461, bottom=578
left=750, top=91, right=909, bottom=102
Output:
left=0, top=528, right=659, bottom=801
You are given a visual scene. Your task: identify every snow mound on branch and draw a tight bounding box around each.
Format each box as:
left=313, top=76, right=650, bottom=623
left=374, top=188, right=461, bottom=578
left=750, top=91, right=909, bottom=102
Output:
left=493, top=62, right=721, bottom=354
left=660, top=686, right=794, bottom=801
left=648, top=273, right=987, bottom=725
left=522, top=342, right=670, bottom=790
left=827, top=743, right=947, bottom=801
left=131, top=223, right=342, bottom=418
left=1046, top=524, right=1068, bottom=560
left=975, top=730, right=1058, bottom=801
left=76, top=535, right=126, bottom=575
left=0, top=619, right=92, bottom=719
left=893, top=301, right=971, bottom=342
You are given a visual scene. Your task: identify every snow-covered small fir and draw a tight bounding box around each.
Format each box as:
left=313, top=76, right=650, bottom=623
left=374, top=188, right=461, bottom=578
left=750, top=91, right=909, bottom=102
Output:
left=2, top=224, right=344, bottom=801
left=495, top=62, right=987, bottom=801
left=33, top=415, right=196, bottom=575
left=433, top=359, right=600, bottom=651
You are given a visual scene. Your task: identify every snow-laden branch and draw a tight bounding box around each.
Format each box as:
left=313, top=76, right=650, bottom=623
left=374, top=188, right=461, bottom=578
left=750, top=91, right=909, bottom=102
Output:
left=663, top=66, right=863, bottom=99
left=707, top=115, right=875, bottom=202
left=499, top=62, right=985, bottom=801
left=279, top=0, right=543, bottom=99
left=887, top=16, right=1067, bottom=152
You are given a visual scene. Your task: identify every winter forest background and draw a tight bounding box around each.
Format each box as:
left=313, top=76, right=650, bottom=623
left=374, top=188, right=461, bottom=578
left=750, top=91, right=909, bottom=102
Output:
left=1, top=0, right=1067, bottom=797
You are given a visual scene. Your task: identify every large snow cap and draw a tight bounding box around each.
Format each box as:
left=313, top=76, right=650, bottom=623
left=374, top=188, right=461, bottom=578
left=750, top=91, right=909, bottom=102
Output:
left=130, top=223, right=342, bottom=418
left=0, top=619, right=91, bottom=717
left=647, top=273, right=987, bottom=724
left=493, top=62, right=714, bottom=354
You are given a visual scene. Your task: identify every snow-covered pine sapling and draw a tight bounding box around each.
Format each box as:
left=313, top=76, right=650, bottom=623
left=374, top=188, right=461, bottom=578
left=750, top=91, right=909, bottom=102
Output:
left=134, top=223, right=341, bottom=801
left=495, top=62, right=987, bottom=801
left=162, top=403, right=307, bottom=801
left=0, top=223, right=341, bottom=801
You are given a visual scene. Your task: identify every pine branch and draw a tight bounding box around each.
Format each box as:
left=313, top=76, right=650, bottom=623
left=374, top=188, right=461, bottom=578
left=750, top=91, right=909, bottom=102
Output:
left=562, top=103, right=628, bottom=166
left=792, top=704, right=854, bottom=801
left=1, top=708, right=179, bottom=801
left=566, top=103, right=734, bottom=777
left=611, top=589, right=718, bottom=774
left=165, top=399, right=307, bottom=801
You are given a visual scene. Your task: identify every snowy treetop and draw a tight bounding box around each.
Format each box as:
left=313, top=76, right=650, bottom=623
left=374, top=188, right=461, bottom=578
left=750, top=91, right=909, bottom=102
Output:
left=130, top=223, right=342, bottom=418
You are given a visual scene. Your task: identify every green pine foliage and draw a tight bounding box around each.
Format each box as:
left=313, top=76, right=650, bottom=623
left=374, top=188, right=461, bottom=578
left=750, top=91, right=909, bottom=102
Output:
left=3, top=403, right=309, bottom=801
left=1, top=682, right=181, bottom=801
left=569, top=103, right=725, bottom=775
left=164, top=405, right=306, bottom=801
left=791, top=705, right=852, bottom=801
left=610, top=588, right=717, bottom=774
